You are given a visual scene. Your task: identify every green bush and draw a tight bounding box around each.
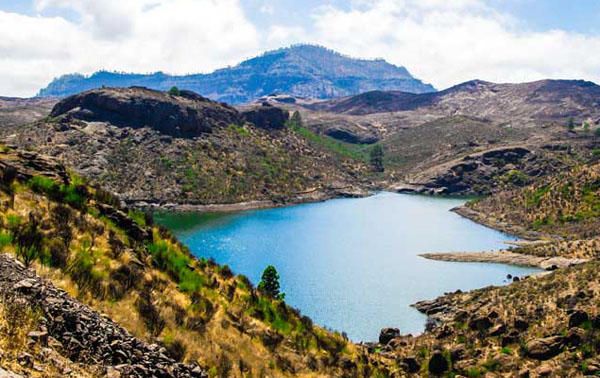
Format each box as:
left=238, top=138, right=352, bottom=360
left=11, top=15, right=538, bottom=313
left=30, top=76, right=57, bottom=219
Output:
left=148, top=239, right=204, bottom=293
left=27, top=176, right=87, bottom=209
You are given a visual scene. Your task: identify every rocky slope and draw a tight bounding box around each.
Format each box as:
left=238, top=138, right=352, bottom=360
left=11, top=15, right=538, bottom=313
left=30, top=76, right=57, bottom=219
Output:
left=0, top=253, right=206, bottom=377
left=0, top=146, right=391, bottom=377
left=294, top=79, right=600, bottom=194
left=0, top=87, right=369, bottom=207
left=38, top=45, right=435, bottom=103
left=0, top=97, right=56, bottom=128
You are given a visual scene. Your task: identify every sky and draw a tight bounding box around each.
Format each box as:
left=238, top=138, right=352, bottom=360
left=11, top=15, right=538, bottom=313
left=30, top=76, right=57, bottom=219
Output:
left=1, top=0, right=600, bottom=97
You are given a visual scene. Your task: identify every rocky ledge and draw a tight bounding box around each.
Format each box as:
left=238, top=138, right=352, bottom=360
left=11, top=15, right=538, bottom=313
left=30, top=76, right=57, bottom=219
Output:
left=0, top=253, right=206, bottom=378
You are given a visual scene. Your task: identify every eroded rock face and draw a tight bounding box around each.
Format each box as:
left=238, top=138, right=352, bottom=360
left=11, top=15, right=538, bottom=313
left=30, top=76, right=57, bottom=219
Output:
left=0, top=253, right=206, bottom=377
left=50, top=87, right=242, bottom=138
left=241, top=103, right=289, bottom=130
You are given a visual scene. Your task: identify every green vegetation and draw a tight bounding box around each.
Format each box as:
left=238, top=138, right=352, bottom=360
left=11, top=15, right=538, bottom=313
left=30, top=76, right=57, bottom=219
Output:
left=287, top=114, right=369, bottom=161
left=28, top=176, right=87, bottom=209
left=567, top=117, right=575, bottom=131
left=258, top=265, right=284, bottom=300
left=168, top=86, right=180, bottom=96
left=227, top=123, right=250, bottom=137
left=147, top=235, right=205, bottom=293
left=595, top=128, right=600, bottom=137
left=501, top=169, right=529, bottom=186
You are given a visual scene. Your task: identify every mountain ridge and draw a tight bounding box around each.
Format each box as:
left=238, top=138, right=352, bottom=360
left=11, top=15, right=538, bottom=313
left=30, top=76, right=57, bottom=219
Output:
left=37, top=45, right=436, bottom=103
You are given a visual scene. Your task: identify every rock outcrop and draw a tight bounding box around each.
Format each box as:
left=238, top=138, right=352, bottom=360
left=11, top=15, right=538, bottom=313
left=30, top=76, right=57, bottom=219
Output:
left=50, top=87, right=242, bottom=138
left=241, top=103, right=289, bottom=130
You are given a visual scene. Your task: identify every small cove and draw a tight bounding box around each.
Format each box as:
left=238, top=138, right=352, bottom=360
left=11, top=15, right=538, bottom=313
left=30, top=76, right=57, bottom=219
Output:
left=155, top=192, right=541, bottom=341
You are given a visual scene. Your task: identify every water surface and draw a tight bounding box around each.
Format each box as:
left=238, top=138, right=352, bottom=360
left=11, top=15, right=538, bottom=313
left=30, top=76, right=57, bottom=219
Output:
left=156, top=192, right=539, bottom=341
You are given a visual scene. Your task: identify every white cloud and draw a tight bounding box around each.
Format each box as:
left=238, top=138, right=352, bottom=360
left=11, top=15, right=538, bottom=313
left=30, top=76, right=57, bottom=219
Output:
left=1, top=0, right=260, bottom=96
left=3, top=0, right=600, bottom=97
left=307, top=0, right=600, bottom=89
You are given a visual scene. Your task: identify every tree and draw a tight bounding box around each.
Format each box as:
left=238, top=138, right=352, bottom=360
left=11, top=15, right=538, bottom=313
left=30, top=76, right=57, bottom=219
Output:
left=258, top=265, right=284, bottom=300
left=595, top=127, right=600, bottom=137
left=567, top=117, right=575, bottom=131
left=289, top=111, right=303, bottom=128
left=583, top=121, right=591, bottom=133
left=168, top=86, right=180, bottom=96
left=369, top=144, right=385, bottom=172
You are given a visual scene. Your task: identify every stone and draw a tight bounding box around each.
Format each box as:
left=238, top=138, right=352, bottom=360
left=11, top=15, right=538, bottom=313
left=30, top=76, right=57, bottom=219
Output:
left=450, top=344, right=466, bottom=361
left=468, top=316, right=493, bottom=331
left=514, top=318, right=529, bottom=331
left=17, top=352, right=33, bottom=368
left=378, top=327, right=400, bottom=345
left=428, top=351, right=449, bottom=375
left=400, top=356, right=420, bottom=373
left=566, top=327, right=585, bottom=347
left=568, top=310, right=589, bottom=328
left=27, top=330, right=48, bottom=346
left=526, top=336, right=565, bottom=360
left=489, top=323, right=507, bottom=336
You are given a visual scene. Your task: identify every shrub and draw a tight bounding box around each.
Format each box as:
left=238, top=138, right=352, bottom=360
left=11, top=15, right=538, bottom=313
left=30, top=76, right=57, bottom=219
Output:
left=13, top=213, right=43, bottom=267
left=47, top=238, right=69, bottom=268
left=0, top=231, right=12, bottom=250
left=168, top=86, right=180, bottom=96
left=136, top=290, right=165, bottom=337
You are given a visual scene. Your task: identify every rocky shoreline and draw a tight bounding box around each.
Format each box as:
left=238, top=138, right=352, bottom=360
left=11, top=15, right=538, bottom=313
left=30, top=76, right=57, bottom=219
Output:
left=420, top=250, right=588, bottom=270
left=129, top=187, right=372, bottom=213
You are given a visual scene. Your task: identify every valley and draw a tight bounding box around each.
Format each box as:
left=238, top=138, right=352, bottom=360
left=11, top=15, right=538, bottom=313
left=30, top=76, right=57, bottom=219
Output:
left=0, top=44, right=599, bottom=377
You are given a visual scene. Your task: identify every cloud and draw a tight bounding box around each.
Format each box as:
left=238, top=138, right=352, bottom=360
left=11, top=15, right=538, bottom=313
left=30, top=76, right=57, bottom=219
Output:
left=3, top=0, right=600, bottom=96
left=307, top=0, right=600, bottom=89
left=1, top=0, right=260, bottom=96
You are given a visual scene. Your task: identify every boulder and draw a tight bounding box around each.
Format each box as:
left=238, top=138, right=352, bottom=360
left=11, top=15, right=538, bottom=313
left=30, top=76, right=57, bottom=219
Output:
left=468, top=316, right=493, bottom=331
left=378, top=327, right=400, bottom=345
left=568, top=310, right=589, bottom=328
left=400, top=356, right=420, bottom=373
left=526, top=336, right=564, bottom=360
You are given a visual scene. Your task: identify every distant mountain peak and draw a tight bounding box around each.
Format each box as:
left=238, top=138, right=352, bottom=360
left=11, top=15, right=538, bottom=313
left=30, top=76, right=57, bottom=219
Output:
left=38, top=45, right=435, bottom=103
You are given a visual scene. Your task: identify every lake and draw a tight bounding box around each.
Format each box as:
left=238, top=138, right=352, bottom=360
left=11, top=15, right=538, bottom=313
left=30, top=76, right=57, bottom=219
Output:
left=155, top=192, right=540, bottom=341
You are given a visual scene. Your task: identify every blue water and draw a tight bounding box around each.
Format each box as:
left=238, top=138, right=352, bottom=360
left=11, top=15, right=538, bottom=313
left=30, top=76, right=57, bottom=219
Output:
left=155, top=192, right=540, bottom=341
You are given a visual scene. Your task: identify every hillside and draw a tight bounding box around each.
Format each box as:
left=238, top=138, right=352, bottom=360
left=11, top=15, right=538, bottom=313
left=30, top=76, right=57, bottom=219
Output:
left=462, top=162, right=600, bottom=240
left=0, top=87, right=370, bottom=208
left=295, top=79, right=600, bottom=195
left=0, top=96, right=57, bottom=128
left=0, top=146, right=391, bottom=377
left=37, top=45, right=435, bottom=103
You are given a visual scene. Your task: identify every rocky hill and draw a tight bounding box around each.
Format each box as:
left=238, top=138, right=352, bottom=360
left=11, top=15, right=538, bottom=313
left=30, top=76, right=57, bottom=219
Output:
left=0, top=87, right=369, bottom=207
left=294, top=79, right=600, bottom=195
left=0, top=146, right=390, bottom=377
left=37, top=45, right=435, bottom=103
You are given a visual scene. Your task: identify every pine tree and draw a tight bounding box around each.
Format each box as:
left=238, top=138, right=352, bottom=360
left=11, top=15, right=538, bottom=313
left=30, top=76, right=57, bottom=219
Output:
left=369, top=144, right=385, bottom=172
left=168, top=86, right=180, bottom=96
left=258, top=265, right=284, bottom=299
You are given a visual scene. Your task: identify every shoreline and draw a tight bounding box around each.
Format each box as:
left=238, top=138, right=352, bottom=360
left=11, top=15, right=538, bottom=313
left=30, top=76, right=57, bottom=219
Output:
left=128, top=188, right=372, bottom=213
left=420, top=250, right=588, bottom=270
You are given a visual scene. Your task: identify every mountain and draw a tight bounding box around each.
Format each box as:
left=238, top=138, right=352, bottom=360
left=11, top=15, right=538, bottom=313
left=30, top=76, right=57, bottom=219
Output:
left=37, top=45, right=436, bottom=103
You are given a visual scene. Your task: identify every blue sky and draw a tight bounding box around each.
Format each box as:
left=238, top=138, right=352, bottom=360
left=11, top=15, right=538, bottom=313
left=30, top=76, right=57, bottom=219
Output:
left=1, top=0, right=600, bottom=96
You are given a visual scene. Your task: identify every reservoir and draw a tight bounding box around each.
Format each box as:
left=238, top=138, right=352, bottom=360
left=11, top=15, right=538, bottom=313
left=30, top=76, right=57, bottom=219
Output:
left=156, top=192, right=540, bottom=341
